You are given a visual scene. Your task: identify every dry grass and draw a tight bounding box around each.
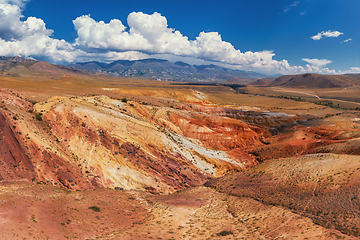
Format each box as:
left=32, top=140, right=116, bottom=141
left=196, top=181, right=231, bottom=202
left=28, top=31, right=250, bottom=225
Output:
left=1, top=73, right=360, bottom=239
left=207, top=154, right=360, bottom=237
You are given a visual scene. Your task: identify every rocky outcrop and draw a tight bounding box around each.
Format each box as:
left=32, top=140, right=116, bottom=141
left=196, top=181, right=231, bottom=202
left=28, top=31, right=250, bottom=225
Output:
left=38, top=96, right=254, bottom=193
left=0, top=110, right=36, bottom=181
left=0, top=109, right=92, bottom=190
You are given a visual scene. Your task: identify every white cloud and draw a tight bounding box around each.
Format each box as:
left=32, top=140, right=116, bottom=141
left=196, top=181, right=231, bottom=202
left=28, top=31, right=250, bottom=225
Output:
left=291, top=1, right=299, bottom=7
left=74, top=12, right=195, bottom=55
left=0, top=0, right=28, bottom=7
left=0, top=1, right=151, bottom=64
left=0, top=1, right=52, bottom=41
left=349, top=67, right=360, bottom=73
left=0, top=0, right=83, bottom=62
left=75, top=51, right=150, bottom=63
left=337, top=67, right=360, bottom=74
left=296, top=58, right=338, bottom=75
left=322, top=30, right=343, bottom=38
left=73, top=14, right=151, bottom=52
left=341, top=38, right=352, bottom=43
left=283, top=1, right=299, bottom=13
left=311, top=30, right=344, bottom=40
left=302, top=58, right=332, bottom=68
left=310, top=32, right=322, bottom=40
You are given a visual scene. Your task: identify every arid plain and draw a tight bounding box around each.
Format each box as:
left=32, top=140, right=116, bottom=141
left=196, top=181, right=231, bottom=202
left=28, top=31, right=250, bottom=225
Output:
left=1, top=60, right=360, bottom=239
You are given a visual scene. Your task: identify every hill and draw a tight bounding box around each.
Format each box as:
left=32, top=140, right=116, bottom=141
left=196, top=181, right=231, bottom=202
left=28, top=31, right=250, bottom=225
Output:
left=0, top=56, right=85, bottom=78
left=270, top=73, right=360, bottom=88
left=206, top=154, right=360, bottom=237
left=71, top=58, right=268, bottom=82
left=249, top=77, right=274, bottom=86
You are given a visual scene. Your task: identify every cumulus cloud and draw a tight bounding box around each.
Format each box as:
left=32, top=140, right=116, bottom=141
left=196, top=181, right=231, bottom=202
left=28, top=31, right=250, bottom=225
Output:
left=337, top=67, right=360, bottom=74
left=72, top=12, right=300, bottom=74
left=349, top=67, right=360, bottom=73
left=302, top=58, right=332, bottom=68
left=0, top=0, right=85, bottom=62
left=0, top=0, right=52, bottom=41
left=298, top=58, right=338, bottom=74
left=0, top=2, right=154, bottom=64
left=74, top=12, right=196, bottom=55
left=311, top=30, right=343, bottom=40
left=73, top=14, right=151, bottom=52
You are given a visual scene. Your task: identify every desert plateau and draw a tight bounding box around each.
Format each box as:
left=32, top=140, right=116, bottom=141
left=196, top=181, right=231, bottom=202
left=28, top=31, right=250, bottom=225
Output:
left=0, top=56, right=359, bottom=239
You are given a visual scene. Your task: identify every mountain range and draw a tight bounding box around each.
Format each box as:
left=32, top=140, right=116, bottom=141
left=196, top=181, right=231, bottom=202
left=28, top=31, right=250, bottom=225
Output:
left=70, top=58, right=269, bottom=82
left=2, top=55, right=360, bottom=89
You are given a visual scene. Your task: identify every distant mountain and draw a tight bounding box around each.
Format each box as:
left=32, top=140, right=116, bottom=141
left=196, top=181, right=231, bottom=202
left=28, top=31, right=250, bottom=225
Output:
left=71, top=58, right=268, bottom=82
left=0, top=56, right=38, bottom=62
left=0, top=56, right=85, bottom=77
left=269, top=73, right=360, bottom=88
left=249, top=77, right=275, bottom=86
left=0, top=56, right=37, bottom=72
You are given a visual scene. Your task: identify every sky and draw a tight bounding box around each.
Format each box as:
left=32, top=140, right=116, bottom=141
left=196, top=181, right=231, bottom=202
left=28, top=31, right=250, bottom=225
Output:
left=0, top=0, right=359, bottom=75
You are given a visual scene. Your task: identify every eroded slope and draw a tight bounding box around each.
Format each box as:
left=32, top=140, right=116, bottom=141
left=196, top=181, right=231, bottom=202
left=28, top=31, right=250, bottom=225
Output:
left=206, top=154, right=360, bottom=237
left=2, top=88, right=293, bottom=193
left=1, top=76, right=360, bottom=239
left=1, top=84, right=360, bottom=195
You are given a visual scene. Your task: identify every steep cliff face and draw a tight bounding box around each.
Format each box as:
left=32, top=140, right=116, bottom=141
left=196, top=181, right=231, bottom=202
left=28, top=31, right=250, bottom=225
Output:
left=133, top=105, right=266, bottom=152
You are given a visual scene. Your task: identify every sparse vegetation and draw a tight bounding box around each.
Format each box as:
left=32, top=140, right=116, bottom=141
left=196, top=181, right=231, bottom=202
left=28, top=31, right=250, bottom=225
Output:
left=217, top=230, right=233, bottom=236
left=270, top=95, right=306, bottom=102
left=35, top=114, right=42, bottom=121
left=89, top=206, right=101, bottom=212
left=0, top=58, right=359, bottom=240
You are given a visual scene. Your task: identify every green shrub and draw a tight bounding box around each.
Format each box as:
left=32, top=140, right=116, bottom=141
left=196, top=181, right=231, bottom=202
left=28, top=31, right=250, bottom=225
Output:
left=89, top=206, right=101, bottom=212
left=217, top=231, right=233, bottom=236
left=35, top=114, right=42, bottom=121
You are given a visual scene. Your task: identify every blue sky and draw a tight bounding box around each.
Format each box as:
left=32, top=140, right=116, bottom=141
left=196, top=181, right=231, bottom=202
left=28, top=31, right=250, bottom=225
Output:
left=0, top=0, right=359, bottom=74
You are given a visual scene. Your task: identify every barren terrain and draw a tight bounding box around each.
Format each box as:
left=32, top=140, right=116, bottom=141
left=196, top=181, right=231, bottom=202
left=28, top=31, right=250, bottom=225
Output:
left=1, top=63, right=360, bottom=239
